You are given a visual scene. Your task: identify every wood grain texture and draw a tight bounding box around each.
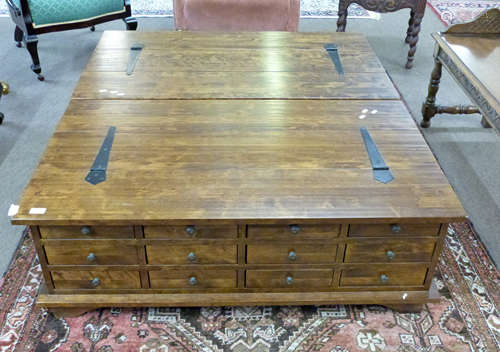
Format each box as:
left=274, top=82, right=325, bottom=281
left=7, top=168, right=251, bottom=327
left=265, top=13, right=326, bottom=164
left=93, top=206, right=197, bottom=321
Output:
left=246, top=269, right=334, bottom=288
left=44, top=240, right=139, bottom=265
left=344, top=238, right=436, bottom=263
left=247, top=224, right=341, bottom=239
left=36, top=282, right=441, bottom=308
left=340, top=265, right=427, bottom=286
left=12, top=32, right=465, bottom=311
left=13, top=100, right=465, bottom=225
left=73, top=31, right=397, bottom=100
left=146, top=243, right=237, bottom=265
left=149, top=270, right=237, bottom=289
left=348, top=223, right=440, bottom=236
left=40, top=226, right=134, bottom=239
left=247, top=244, right=337, bottom=264
left=51, top=270, right=141, bottom=289
left=144, top=225, right=237, bottom=239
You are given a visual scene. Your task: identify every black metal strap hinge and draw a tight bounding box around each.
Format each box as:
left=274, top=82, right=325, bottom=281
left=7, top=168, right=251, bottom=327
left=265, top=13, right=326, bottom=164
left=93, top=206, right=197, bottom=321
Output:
left=127, top=43, right=144, bottom=75
left=360, top=127, right=394, bottom=184
left=324, top=44, right=344, bottom=75
left=85, top=126, right=116, bottom=185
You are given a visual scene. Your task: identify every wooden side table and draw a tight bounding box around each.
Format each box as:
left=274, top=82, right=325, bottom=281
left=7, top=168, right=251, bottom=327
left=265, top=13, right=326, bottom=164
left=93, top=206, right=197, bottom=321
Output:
left=336, top=0, right=427, bottom=69
left=421, top=9, right=500, bottom=131
left=0, top=82, right=8, bottom=125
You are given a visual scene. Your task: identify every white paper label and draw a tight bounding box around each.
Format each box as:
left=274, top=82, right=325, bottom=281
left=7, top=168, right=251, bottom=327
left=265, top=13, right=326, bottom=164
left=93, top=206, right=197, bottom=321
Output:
left=29, top=208, right=47, bottom=215
left=8, top=204, right=19, bottom=217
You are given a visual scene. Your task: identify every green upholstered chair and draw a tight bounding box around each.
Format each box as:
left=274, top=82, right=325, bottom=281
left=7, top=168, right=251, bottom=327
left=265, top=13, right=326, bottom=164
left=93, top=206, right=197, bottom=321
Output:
left=6, top=0, right=137, bottom=80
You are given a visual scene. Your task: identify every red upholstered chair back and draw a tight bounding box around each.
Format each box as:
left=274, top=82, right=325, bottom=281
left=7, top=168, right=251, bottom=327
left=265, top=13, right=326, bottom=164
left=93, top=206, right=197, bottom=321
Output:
left=173, top=0, right=300, bottom=31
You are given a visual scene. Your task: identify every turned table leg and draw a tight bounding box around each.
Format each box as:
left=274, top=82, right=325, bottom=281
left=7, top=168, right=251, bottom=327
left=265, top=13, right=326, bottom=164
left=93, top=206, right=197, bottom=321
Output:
left=421, top=58, right=442, bottom=127
left=406, top=12, right=423, bottom=69
left=405, top=10, right=415, bottom=43
left=336, top=0, right=349, bottom=32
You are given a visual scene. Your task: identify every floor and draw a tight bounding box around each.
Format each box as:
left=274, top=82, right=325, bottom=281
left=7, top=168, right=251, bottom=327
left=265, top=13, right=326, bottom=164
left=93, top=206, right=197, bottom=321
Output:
left=0, top=9, right=499, bottom=274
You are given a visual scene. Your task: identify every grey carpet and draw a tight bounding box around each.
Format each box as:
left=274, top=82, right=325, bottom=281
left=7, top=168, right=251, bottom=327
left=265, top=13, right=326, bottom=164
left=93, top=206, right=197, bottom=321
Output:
left=1, top=9, right=499, bottom=274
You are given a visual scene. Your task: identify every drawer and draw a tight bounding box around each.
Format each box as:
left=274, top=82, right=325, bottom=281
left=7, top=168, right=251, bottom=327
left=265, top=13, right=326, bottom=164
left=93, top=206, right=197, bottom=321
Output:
left=144, top=225, right=237, bottom=239
left=44, top=241, right=139, bottom=265
left=51, top=270, right=141, bottom=289
left=247, top=224, right=340, bottom=240
left=39, top=226, right=134, bottom=239
left=340, top=265, right=427, bottom=287
left=344, top=239, right=436, bottom=263
left=348, top=224, right=441, bottom=237
left=247, top=244, right=337, bottom=264
left=246, top=269, right=333, bottom=288
left=147, top=243, right=237, bottom=264
left=149, top=270, right=237, bottom=289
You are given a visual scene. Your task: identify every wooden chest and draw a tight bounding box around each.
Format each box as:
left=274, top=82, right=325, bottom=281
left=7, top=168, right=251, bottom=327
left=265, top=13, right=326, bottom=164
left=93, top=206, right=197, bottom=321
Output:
left=11, top=31, right=466, bottom=314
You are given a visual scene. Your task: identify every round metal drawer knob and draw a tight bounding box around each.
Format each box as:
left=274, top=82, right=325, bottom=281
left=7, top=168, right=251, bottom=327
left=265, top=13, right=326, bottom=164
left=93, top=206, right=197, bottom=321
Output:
left=386, top=250, right=395, bottom=260
left=286, top=276, right=294, bottom=285
left=391, top=224, right=401, bottom=233
left=91, top=277, right=100, bottom=287
left=380, top=274, right=389, bottom=283
left=185, top=225, right=196, bottom=236
left=81, top=226, right=92, bottom=235
left=87, top=252, right=96, bottom=262
left=289, top=225, right=301, bottom=234
left=187, top=252, right=197, bottom=262
left=288, top=251, right=297, bottom=261
left=189, top=276, right=198, bottom=286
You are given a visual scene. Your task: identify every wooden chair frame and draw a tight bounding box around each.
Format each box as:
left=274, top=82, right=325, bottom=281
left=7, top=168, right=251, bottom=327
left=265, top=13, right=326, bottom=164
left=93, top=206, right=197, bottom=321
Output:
left=6, top=0, right=138, bottom=80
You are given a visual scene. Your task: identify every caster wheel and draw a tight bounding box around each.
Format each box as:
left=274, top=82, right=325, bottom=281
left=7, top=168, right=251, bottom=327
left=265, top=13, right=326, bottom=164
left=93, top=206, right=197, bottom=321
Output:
left=90, top=26, right=96, bottom=32
left=37, top=75, right=45, bottom=81
left=16, top=41, right=22, bottom=48
left=0, top=113, right=4, bottom=125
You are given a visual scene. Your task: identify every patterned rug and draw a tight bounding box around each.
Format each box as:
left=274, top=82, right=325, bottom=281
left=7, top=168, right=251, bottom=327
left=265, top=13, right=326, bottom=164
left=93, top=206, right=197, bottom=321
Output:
left=0, top=0, right=375, bottom=19
left=427, top=0, right=500, bottom=26
left=0, top=223, right=499, bottom=351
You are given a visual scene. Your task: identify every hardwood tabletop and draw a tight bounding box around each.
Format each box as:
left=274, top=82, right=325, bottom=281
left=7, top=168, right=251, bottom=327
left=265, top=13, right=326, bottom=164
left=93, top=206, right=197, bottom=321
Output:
left=74, top=31, right=398, bottom=100
left=12, top=31, right=465, bottom=225
left=13, top=99, right=465, bottom=225
left=438, top=33, right=499, bottom=113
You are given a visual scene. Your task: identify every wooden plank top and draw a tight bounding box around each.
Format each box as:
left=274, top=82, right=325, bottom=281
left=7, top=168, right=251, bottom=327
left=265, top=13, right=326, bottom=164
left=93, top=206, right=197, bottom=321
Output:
left=73, top=31, right=399, bottom=100
left=12, top=99, right=465, bottom=225
left=435, top=33, right=500, bottom=118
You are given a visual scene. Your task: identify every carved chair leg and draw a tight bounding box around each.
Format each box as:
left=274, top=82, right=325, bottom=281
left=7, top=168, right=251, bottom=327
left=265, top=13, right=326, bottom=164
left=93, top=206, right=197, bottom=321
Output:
left=405, top=10, right=415, bottom=43
left=405, top=12, right=423, bottom=69
left=123, top=17, right=138, bottom=31
left=421, top=58, right=442, bottom=128
left=336, top=0, right=349, bottom=32
left=14, top=26, right=23, bottom=48
left=25, top=35, right=44, bottom=81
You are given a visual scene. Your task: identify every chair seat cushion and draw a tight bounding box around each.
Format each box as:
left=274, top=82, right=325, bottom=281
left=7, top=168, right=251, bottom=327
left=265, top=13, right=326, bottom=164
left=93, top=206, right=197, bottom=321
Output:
left=14, top=0, right=125, bottom=27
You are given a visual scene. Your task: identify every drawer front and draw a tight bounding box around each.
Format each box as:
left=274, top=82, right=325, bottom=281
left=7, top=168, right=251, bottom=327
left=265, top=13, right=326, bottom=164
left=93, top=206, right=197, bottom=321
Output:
left=44, top=241, right=139, bottom=265
left=344, top=239, right=436, bottom=263
left=51, top=270, right=141, bottom=289
left=247, top=244, right=337, bottom=264
left=144, top=225, right=237, bottom=239
left=246, top=269, right=334, bottom=288
left=149, top=270, right=237, bottom=289
left=348, top=224, right=441, bottom=237
left=39, top=226, right=134, bottom=239
left=247, top=224, right=340, bottom=240
left=147, top=244, right=237, bottom=264
left=340, top=265, right=428, bottom=287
